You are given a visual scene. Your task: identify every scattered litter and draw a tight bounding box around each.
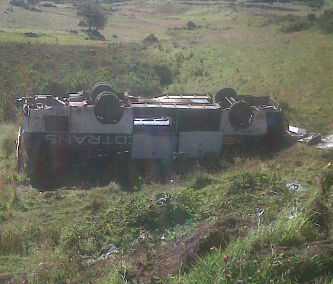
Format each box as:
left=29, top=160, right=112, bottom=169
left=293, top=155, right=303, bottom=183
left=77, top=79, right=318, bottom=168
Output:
left=298, top=133, right=321, bottom=145
left=100, top=243, right=118, bottom=255
left=316, top=135, right=333, bottom=149
left=286, top=182, right=308, bottom=191
left=38, top=262, right=47, bottom=268
left=106, top=245, right=119, bottom=255
left=257, top=209, right=265, bottom=217
left=288, top=214, right=298, bottom=220
left=149, top=193, right=171, bottom=207
left=288, top=125, right=331, bottom=147
left=92, top=244, right=119, bottom=262
left=289, top=125, right=307, bottom=136
left=156, top=196, right=170, bottom=205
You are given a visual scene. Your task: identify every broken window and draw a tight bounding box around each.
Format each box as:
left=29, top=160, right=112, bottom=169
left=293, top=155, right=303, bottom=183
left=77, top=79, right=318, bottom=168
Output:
left=133, top=117, right=175, bottom=134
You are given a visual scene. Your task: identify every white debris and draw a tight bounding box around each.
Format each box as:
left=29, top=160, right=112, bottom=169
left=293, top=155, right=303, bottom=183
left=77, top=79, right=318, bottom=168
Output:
left=316, top=135, right=333, bottom=149
left=289, top=126, right=307, bottom=136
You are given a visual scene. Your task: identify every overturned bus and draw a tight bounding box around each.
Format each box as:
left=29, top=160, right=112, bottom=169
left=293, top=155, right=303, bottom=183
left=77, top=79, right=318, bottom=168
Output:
left=16, top=83, right=287, bottom=185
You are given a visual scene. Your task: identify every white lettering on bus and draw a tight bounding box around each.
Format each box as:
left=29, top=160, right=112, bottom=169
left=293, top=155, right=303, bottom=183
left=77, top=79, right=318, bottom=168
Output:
left=44, top=134, right=130, bottom=145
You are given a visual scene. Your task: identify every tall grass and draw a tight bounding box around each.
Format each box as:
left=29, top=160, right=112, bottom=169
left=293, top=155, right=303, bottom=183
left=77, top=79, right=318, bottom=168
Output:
left=0, top=123, right=17, bottom=159
left=176, top=210, right=330, bottom=283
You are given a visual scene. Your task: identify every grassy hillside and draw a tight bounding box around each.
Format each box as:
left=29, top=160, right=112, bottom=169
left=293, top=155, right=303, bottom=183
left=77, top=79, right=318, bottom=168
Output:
left=1, top=126, right=332, bottom=283
left=0, top=0, right=333, bottom=283
left=0, top=0, right=332, bottom=131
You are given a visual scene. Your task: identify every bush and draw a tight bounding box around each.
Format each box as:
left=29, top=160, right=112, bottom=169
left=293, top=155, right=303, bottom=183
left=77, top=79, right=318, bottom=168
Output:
left=305, top=0, right=324, bottom=8
left=281, top=21, right=310, bottom=33
left=317, top=10, right=333, bottom=33
left=307, top=13, right=316, bottom=22
left=153, top=63, right=173, bottom=86
left=10, top=0, right=29, bottom=9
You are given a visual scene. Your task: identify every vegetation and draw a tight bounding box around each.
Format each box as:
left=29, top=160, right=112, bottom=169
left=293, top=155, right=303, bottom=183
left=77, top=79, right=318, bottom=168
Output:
left=10, top=0, right=39, bottom=11
left=0, top=0, right=333, bottom=282
left=77, top=3, right=108, bottom=32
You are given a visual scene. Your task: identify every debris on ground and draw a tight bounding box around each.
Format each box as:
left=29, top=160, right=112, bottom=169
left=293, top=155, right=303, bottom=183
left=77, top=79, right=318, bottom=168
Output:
left=256, top=209, right=265, bottom=217
left=286, top=182, right=308, bottom=191
left=100, top=243, right=119, bottom=255
left=288, top=125, right=332, bottom=148
left=316, top=135, right=333, bottom=149
left=148, top=193, right=171, bottom=208
left=155, top=193, right=171, bottom=205
left=289, top=125, right=307, bottom=136
left=88, top=244, right=120, bottom=263
left=298, top=133, right=321, bottom=145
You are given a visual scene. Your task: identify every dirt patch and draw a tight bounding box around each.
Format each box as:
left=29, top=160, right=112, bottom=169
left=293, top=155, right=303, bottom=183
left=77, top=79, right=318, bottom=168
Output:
left=129, top=217, right=251, bottom=282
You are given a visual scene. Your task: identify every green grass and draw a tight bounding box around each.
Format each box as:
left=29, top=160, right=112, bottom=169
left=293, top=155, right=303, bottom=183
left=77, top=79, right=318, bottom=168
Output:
left=0, top=123, right=332, bottom=282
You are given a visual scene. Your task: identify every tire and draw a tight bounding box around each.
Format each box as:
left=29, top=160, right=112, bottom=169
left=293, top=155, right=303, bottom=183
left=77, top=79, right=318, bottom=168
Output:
left=91, top=82, right=114, bottom=102
left=94, top=92, right=124, bottom=124
left=215, top=87, right=238, bottom=108
left=228, top=101, right=254, bottom=129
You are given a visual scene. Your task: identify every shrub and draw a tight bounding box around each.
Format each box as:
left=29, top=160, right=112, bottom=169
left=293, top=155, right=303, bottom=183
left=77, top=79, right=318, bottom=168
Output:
left=317, top=10, right=333, bottom=33
left=307, top=13, right=317, bottom=22
left=10, top=0, right=29, bottom=9
left=305, top=0, right=324, bottom=8
left=153, top=63, right=173, bottom=86
left=281, top=21, right=310, bottom=33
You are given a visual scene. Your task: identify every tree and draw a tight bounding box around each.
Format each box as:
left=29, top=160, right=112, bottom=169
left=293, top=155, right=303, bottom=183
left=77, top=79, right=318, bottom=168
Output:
left=27, top=0, right=39, bottom=5
left=77, top=3, right=107, bottom=32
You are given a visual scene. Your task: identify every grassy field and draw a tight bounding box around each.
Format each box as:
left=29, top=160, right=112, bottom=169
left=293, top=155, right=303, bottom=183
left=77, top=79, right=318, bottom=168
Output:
left=0, top=0, right=332, bottom=130
left=0, top=0, right=333, bottom=283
